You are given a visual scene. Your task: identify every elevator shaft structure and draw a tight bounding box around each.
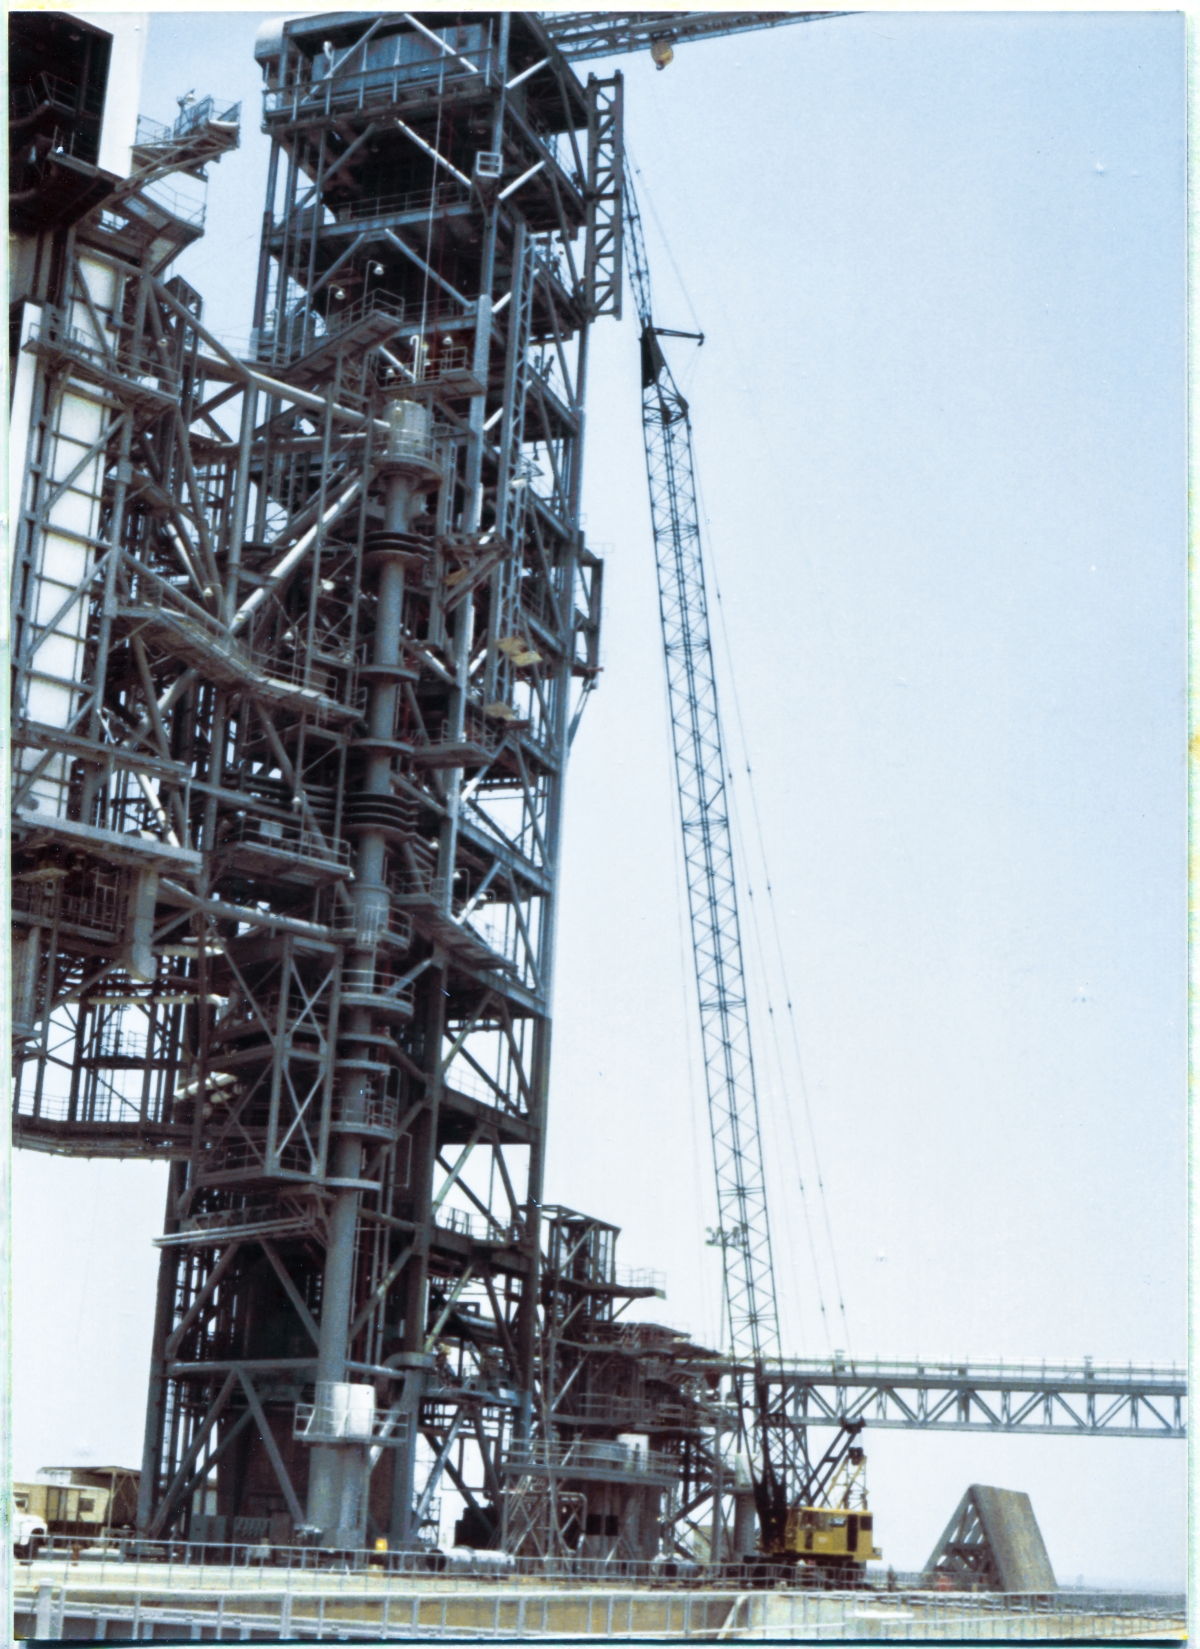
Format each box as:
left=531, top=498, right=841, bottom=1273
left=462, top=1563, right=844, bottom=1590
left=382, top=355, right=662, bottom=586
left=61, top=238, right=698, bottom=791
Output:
left=11, top=10, right=619, bottom=1552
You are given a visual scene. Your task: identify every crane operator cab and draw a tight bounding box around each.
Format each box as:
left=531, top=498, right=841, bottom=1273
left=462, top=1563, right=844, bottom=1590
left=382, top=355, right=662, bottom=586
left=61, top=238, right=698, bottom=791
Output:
left=783, top=1503, right=882, bottom=1569
left=775, top=1431, right=883, bottom=1583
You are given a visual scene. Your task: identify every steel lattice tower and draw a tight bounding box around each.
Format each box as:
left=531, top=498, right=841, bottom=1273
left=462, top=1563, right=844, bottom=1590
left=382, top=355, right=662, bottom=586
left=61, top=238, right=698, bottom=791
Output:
left=9, top=9, right=1179, bottom=1571
left=10, top=11, right=622, bottom=1550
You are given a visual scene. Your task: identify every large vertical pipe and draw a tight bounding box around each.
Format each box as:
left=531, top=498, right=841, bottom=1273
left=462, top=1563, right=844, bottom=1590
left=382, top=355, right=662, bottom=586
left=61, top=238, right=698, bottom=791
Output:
left=512, top=297, right=591, bottom=1430
left=307, top=401, right=437, bottom=1545
left=223, top=384, right=257, bottom=624
left=137, top=1162, right=186, bottom=1533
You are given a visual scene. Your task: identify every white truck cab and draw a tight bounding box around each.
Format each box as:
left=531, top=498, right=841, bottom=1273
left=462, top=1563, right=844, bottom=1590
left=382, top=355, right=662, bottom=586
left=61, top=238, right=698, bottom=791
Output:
left=13, top=1499, right=48, bottom=1556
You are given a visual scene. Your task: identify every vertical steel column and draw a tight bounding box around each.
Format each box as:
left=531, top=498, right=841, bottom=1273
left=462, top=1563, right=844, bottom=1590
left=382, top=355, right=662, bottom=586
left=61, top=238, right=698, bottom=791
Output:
left=307, top=409, right=439, bottom=1544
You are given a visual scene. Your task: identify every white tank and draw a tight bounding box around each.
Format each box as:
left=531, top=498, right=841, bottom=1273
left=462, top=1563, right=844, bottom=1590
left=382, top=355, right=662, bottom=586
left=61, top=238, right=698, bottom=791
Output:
left=385, top=398, right=433, bottom=465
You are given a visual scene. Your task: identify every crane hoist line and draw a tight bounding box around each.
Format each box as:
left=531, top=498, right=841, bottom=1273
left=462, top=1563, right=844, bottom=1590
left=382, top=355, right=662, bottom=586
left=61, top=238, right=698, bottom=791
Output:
left=623, top=178, right=780, bottom=1375
left=625, top=176, right=878, bottom=1575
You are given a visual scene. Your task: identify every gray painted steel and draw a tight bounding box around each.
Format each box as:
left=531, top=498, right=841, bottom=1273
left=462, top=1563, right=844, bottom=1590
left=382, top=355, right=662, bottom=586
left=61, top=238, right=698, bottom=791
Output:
left=765, top=1358, right=1186, bottom=1438
left=923, top=1485, right=1057, bottom=1592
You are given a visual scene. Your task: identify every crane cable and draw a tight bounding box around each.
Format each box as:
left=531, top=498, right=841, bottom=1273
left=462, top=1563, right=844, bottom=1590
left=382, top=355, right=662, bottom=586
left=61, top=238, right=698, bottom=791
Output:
left=661, top=624, right=722, bottom=1352
left=626, top=143, right=704, bottom=337
left=692, top=467, right=838, bottom=1358
left=626, top=150, right=855, bottom=1360
left=724, top=751, right=837, bottom=1358
left=624, top=169, right=781, bottom=1369
left=697, top=460, right=855, bottom=1362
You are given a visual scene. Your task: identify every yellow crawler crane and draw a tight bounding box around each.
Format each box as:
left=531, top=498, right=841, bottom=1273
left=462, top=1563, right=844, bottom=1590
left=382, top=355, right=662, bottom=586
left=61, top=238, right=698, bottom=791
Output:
left=772, top=1421, right=882, bottom=1583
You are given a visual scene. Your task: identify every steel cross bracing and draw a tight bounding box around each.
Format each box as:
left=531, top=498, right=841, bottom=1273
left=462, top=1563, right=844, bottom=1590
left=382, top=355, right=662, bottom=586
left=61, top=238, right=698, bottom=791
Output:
left=9, top=7, right=1181, bottom=1577
left=9, top=9, right=620, bottom=1557
left=759, top=1359, right=1187, bottom=1440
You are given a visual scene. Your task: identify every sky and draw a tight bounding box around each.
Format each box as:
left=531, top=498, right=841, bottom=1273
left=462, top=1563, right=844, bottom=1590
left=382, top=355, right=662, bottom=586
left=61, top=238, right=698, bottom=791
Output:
left=10, top=8, right=1187, bottom=1587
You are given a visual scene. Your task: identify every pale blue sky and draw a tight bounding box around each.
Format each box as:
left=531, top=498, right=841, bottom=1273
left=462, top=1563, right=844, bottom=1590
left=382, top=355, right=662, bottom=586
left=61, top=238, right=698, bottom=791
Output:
left=11, top=10, right=1186, bottom=1585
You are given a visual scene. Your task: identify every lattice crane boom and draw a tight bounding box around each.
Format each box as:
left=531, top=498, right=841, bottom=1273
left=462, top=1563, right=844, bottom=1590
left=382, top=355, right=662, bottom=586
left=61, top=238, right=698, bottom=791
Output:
left=624, top=180, right=780, bottom=1375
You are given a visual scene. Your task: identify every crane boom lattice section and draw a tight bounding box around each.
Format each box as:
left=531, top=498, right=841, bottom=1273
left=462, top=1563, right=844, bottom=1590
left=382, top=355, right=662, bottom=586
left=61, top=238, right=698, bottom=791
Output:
left=626, top=186, right=779, bottom=1372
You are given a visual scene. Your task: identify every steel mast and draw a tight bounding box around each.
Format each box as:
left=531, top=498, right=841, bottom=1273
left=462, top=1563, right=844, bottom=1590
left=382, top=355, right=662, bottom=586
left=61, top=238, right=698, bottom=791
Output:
left=624, top=181, right=807, bottom=1548
left=624, top=182, right=777, bottom=1371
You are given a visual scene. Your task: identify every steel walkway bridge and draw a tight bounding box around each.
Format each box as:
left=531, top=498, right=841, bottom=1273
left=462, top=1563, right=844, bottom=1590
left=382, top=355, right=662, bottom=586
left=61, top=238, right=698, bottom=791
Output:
left=752, top=1358, right=1186, bottom=1440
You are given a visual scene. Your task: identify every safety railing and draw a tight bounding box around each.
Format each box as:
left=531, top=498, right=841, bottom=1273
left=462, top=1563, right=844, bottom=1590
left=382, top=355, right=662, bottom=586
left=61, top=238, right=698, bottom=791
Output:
left=177, top=95, right=241, bottom=136
left=327, top=286, right=405, bottom=336
left=326, top=181, right=470, bottom=227
left=501, top=1439, right=679, bottom=1482
left=618, top=1264, right=667, bottom=1292
left=552, top=1393, right=692, bottom=1429
left=339, top=967, right=416, bottom=1015
left=252, top=647, right=345, bottom=700
left=134, top=97, right=240, bottom=147
left=15, top=1544, right=1188, bottom=1625
left=264, top=50, right=494, bottom=123
left=332, top=1079, right=399, bottom=1136
left=135, top=178, right=208, bottom=228
left=60, top=872, right=126, bottom=936
left=219, top=814, right=352, bottom=873
left=260, top=288, right=405, bottom=370
left=12, top=1581, right=1190, bottom=1644
left=437, top=1207, right=523, bottom=1246
left=766, top=1355, right=1187, bottom=1386
left=330, top=907, right=414, bottom=952
left=293, top=1382, right=410, bottom=1445
left=31, top=314, right=183, bottom=396
left=158, top=1196, right=322, bottom=1247
left=11, top=71, right=104, bottom=119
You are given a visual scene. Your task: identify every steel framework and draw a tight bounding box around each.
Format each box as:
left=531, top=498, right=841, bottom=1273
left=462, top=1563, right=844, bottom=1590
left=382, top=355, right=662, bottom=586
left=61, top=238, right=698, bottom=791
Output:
left=9, top=8, right=1182, bottom=1573
left=763, top=1359, right=1187, bottom=1440
left=9, top=9, right=694, bottom=1555
left=540, top=12, right=841, bottom=63
left=623, top=182, right=778, bottom=1377
left=624, top=175, right=815, bottom=1560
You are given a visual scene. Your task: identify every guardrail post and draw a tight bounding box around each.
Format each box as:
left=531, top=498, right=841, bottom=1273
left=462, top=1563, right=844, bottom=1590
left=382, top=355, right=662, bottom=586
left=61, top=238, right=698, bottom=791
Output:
left=34, top=1584, right=54, bottom=1639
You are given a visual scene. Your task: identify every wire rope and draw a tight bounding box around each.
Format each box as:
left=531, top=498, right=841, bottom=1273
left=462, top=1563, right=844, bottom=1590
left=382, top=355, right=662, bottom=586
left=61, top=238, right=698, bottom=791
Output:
left=626, top=143, right=705, bottom=338
left=696, top=457, right=855, bottom=1359
left=653, top=470, right=734, bottom=1355
left=416, top=100, right=444, bottom=364
left=627, top=153, right=854, bottom=1361
left=718, top=687, right=833, bottom=1357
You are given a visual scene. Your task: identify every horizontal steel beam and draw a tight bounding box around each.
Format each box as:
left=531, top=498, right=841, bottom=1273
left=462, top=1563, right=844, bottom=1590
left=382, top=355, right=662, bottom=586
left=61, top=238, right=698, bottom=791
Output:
left=539, top=11, right=844, bottom=62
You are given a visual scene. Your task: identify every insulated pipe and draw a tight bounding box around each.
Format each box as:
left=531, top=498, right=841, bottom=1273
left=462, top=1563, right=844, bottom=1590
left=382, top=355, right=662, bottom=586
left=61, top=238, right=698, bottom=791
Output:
left=307, top=402, right=439, bottom=1546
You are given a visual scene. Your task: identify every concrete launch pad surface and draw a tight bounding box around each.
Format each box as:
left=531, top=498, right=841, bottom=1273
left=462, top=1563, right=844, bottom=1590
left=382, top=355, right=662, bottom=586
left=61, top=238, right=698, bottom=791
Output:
left=13, top=1559, right=1186, bottom=1640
